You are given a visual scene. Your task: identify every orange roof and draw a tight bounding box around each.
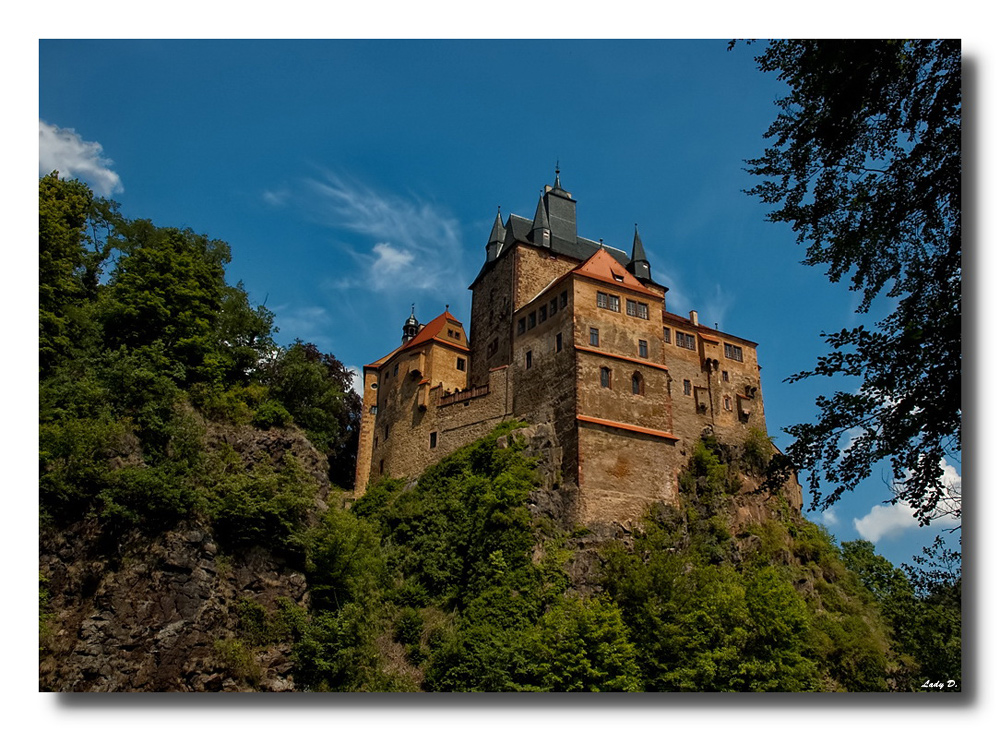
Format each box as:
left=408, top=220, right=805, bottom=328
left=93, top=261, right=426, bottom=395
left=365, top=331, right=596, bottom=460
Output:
left=573, top=248, right=655, bottom=297
left=364, top=310, right=466, bottom=369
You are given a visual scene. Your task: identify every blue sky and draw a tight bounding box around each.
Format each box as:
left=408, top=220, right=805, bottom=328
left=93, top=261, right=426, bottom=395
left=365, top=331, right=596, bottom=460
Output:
left=38, top=38, right=962, bottom=569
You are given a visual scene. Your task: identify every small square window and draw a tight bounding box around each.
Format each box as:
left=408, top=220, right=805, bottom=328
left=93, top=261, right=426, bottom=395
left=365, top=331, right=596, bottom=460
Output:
left=601, top=367, right=611, bottom=389
left=560, top=291, right=568, bottom=309
left=722, top=370, right=730, bottom=382
left=639, top=339, right=648, bottom=358
left=539, top=306, right=547, bottom=323
left=613, top=273, right=625, bottom=283
left=664, top=327, right=671, bottom=342
left=457, top=357, right=466, bottom=372
left=724, top=396, right=733, bottom=411
left=590, top=328, right=600, bottom=347
left=518, top=318, right=526, bottom=335
left=683, top=379, right=692, bottom=396
left=393, top=363, right=399, bottom=376
left=430, top=432, right=438, bottom=448
left=550, top=298, right=557, bottom=316
left=528, top=312, right=536, bottom=329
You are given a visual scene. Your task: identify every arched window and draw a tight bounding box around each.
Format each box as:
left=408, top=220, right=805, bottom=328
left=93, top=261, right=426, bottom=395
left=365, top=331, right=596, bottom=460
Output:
left=600, top=367, right=611, bottom=389
left=631, top=371, right=644, bottom=395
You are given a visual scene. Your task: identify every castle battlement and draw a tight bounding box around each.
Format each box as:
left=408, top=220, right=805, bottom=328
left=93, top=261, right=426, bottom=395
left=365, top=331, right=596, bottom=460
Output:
left=354, top=173, right=798, bottom=526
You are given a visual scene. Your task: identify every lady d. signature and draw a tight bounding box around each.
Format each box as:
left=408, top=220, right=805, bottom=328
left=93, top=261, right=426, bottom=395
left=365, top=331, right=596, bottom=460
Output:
left=921, top=679, right=958, bottom=689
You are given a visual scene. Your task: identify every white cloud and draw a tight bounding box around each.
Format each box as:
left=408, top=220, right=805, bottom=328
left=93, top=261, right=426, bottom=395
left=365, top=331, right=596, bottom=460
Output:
left=821, top=508, right=839, bottom=527
left=39, top=120, right=123, bottom=196
left=371, top=242, right=415, bottom=273
left=346, top=366, right=364, bottom=396
left=853, top=501, right=919, bottom=542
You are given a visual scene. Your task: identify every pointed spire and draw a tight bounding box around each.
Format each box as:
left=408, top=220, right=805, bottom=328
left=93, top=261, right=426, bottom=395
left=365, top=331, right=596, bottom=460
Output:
left=486, top=206, right=506, bottom=262
left=531, top=194, right=551, bottom=247
left=626, top=224, right=651, bottom=281
left=553, top=160, right=562, bottom=190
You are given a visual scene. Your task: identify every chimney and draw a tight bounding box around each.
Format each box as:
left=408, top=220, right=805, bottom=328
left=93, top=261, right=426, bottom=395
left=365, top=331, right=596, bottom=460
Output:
left=689, top=310, right=699, bottom=327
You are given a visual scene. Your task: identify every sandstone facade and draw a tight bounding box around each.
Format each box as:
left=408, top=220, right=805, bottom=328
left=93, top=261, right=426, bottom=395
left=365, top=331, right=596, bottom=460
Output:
left=354, top=173, right=801, bottom=525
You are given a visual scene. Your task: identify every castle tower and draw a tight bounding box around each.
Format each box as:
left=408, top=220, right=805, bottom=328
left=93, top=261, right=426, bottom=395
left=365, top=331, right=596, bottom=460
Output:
left=402, top=306, right=420, bottom=343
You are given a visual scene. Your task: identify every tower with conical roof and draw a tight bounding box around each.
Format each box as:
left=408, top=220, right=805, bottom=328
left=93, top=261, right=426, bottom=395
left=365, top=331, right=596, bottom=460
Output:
left=486, top=207, right=506, bottom=262
left=626, top=225, right=652, bottom=282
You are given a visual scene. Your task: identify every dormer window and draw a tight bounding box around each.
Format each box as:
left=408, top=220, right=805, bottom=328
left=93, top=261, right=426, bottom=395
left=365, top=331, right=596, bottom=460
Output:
left=612, top=273, right=625, bottom=282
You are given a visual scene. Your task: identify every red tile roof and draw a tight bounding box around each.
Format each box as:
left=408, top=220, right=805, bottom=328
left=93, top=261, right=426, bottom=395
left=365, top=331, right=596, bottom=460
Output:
left=573, top=248, right=655, bottom=297
left=365, top=310, right=467, bottom=369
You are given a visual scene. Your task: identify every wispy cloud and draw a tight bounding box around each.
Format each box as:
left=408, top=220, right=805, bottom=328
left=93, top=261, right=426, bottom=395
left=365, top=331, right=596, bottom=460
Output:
left=297, top=171, right=466, bottom=296
left=39, top=120, right=123, bottom=196
left=821, top=508, right=839, bottom=527
left=270, top=305, right=332, bottom=350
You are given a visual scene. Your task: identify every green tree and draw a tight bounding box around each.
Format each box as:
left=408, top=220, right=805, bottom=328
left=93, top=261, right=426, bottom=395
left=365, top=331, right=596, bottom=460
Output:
left=100, top=219, right=231, bottom=384
left=742, top=40, right=961, bottom=525
left=265, top=341, right=361, bottom=486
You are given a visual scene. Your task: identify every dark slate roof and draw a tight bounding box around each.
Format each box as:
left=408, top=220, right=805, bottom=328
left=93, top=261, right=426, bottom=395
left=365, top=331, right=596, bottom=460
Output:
left=472, top=213, right=636, bottom=287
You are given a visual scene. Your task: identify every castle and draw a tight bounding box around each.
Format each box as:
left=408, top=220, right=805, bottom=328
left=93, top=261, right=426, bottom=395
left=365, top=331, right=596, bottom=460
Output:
left=354, top=172, right=799, bottom=525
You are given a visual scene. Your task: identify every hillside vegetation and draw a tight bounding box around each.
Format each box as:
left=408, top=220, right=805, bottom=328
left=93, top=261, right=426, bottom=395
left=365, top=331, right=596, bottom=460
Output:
left=39, top=175, right=959, bottom=691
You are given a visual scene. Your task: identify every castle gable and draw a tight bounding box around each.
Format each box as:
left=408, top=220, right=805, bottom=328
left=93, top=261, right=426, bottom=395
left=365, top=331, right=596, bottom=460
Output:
left=572, top=248, right=656, bottom=298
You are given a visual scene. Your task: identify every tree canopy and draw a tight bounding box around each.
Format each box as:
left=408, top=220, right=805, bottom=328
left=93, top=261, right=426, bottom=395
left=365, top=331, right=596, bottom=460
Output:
left=742, top=40, right=961, bottom=525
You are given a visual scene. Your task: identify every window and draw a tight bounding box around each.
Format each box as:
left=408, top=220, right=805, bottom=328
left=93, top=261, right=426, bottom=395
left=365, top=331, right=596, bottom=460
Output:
left=384, top=425, right=389, bottom=440
left=664, top=327, right=671, bottom=343
left=556, top=332, right=563, bottom=352
left=393, top=363, right=399, bottom=377
left=632, top=372, right=644, bottom=395
left=722, top=370, right=730, bottom=382
left=518, top=318, right=526, bottom=335
left=724, top=396, right=733, bottom=411
left=430, top=432, right=438, bottom=448
left=539, top=306, right=547, bottom=323
left=369, top=405, right=377, bottom=414
left=528, top=312, right=536, bottom=329
left=725, top=343, right=744, bottom=362
left=676, top=331, right=696, bottom=350
left=560, top=291, right=568, bottom=309
left=590, top=327, right=600, bottom=347
left=374, top=436, right=378, bottom=448
left=627, top=300, right=649, bottom=319
left=526, top=350, right=533, bottom=369
left=487, top=338, right=498, bottom=357
left=601, top=367, right=612, bottom=389
left=550, top=298, right=558, bottom=316
left=683, top=379, right=691, bottom=396
left=612, top=273, right=625, bottom=283
left=457, top=357, right=466, bottom=372
left=447, top=329, right=454, bottom=338
left=379, top=459, right=384, bottom=475
left=638, top=339, right=648, bottom=358
left=597, top=292, right=621, bottom=312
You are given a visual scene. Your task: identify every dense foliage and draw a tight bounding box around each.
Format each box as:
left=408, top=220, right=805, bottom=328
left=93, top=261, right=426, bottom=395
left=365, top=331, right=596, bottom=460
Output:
left=38, top=173, right=361, bottom=549
left=261, top=429, right=955, bottom=691
left=741, top=40, right=962, bottom=525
